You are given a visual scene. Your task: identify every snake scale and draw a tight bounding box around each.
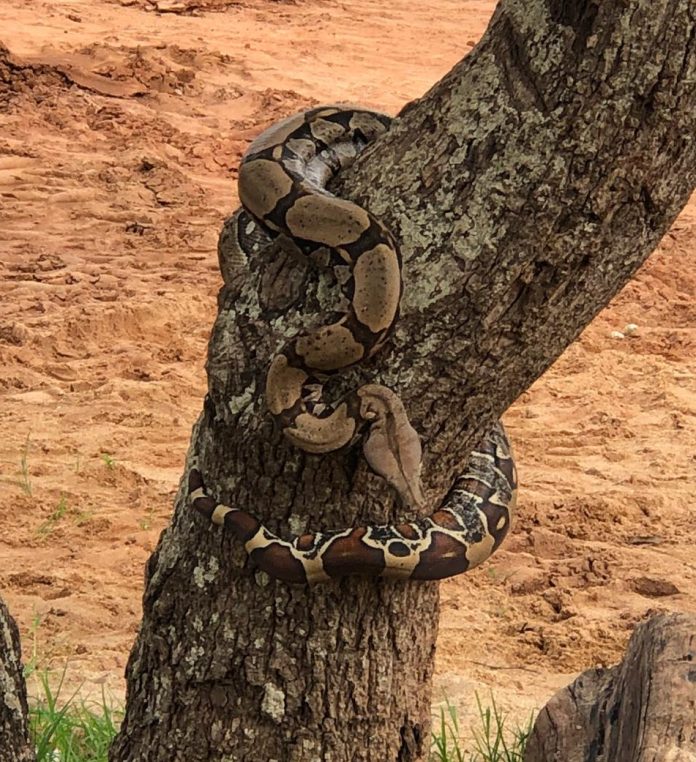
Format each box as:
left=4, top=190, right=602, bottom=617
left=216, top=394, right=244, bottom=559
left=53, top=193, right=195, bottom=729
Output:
left=189, top=105, right=518, bottom=583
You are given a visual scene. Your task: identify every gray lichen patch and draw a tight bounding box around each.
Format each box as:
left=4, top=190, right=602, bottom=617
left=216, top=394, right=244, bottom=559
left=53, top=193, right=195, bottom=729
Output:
left=261, top=683, right=286, bottom=722
left=227, top=382, right=257, bottom=416
left=192, top=556, right=220, bottom=588
left=288, top=513, right=308, bottom=536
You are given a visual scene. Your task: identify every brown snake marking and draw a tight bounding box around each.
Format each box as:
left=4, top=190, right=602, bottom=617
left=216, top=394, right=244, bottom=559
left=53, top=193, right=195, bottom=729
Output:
left=189, top=106, right=518, bottom=583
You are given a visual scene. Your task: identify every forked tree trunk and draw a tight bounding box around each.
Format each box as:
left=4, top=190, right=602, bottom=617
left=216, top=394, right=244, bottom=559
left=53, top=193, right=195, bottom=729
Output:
left=0, top=597, right=34, bottom=762
left=111, top=1, right=696, bottom=760
left=524, top=613, right=696, bottom=762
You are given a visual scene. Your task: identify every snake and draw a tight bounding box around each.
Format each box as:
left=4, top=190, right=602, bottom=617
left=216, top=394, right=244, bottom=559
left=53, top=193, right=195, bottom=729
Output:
left=189, top=105, right=518, bottom=583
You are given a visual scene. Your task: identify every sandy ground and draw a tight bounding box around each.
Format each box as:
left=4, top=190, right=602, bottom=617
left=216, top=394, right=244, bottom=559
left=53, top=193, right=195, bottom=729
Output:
left=1, top=0, right=695, bottom=748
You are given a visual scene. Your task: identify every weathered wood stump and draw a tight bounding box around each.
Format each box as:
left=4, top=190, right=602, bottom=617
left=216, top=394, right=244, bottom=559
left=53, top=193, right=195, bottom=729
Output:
left=524, top=613, right=696, bottom=762
left=0, top=597, right=34, bottom=762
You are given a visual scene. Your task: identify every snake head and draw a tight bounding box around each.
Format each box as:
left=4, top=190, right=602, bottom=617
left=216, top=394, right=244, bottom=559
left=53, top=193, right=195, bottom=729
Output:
left=358, top=385, right=425, bottom=510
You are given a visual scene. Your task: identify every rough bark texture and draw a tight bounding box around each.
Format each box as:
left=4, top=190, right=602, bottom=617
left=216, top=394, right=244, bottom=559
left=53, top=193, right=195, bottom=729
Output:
left=111, top=1, right=696, bottom=760
left=0, top=597, right=34, bottom=762
left=524, top=613, right=696, bottom=762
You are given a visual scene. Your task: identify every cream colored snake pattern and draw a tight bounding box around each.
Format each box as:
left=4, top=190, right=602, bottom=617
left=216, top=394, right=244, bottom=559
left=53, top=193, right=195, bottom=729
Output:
left=190, top=106, right=517, bottom=583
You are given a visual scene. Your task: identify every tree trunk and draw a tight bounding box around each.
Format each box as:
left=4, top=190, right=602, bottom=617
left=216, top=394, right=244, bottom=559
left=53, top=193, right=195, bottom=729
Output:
left=110, top=1, right=696, bottom=760
left=0, top=597, right=34, bottom=762
left=524, top=613, right=696, bottom=762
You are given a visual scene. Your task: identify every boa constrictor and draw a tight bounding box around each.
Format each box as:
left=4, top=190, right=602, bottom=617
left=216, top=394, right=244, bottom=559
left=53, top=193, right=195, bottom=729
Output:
left=189, top=105, right=518, bottom=583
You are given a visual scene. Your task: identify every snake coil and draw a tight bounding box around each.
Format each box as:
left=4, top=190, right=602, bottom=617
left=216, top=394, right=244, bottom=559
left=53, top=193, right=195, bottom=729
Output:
left=189, top=106, right=517, bottom=583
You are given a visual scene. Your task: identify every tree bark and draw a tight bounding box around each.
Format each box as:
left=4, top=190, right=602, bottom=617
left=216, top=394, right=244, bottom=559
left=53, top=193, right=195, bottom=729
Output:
left=111, top=1, right=696, bottom=760
left=0, top=597, right=34, bottom=762
left=524, top=613, right=696, bottom=762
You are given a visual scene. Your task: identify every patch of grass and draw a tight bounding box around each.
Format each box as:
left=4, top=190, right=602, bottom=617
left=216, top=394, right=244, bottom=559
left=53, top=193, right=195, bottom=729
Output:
left=29, top=667, right=121, bottom=762
left=432, top=701, right=467, bottom=762
left=100, top=453, right=116, bottom=470
left=35, top=495, right=93, bottom=535
left=36, top=495, right=69, bottom=537
left=431, top=695, right=533, bottom=762
left=23, top=618, right=121, bottom=759
left=0, top=434, right=33, bottom=494
left=23, top=613, right=43, bottom=679
left=19, top=434, right=33, bottom=494
left=26, top=669, right=529, bottom=762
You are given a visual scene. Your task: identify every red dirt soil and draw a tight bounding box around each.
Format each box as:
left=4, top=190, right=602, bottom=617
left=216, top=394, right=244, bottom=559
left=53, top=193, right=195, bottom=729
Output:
left=1, top=0, right=694, bottom=747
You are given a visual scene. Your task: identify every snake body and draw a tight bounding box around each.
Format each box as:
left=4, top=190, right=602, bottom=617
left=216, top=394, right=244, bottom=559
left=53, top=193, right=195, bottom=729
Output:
left=190, top=106, right=518, bottom=583
left=238, top=106, right=422, bottom=497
